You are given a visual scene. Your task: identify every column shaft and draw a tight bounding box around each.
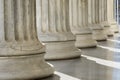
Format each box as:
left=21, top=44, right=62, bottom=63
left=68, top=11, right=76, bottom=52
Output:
left=107, top=0, right=119, bottom=33
left=102, top=0, right=114, bottom=36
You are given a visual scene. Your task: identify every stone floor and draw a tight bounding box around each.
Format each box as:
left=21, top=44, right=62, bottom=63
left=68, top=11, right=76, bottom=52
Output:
left=39, top=33, right=120, bottom=80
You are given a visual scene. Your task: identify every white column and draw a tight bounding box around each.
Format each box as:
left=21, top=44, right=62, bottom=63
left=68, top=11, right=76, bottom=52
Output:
left=0, top=0, right=54, bottom=79
left=69, top=0, right=97, bottom=48
left=91, top=0, right=107, bottom=41
left=102, top=0, right=114, bottom=36
left=107, top=0, right=119, bottom=33
left=36, top=0, right=81, bottom=60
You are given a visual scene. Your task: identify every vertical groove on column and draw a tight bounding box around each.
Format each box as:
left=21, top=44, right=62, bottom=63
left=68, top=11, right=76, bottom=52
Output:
left=99, top=0, right=102, bottom=23
left=95, top=0, right=97, bottom=24
left=4, top=0, right=15, bottom=41
left=88, top=0, right=92, bottom=24
left=95, top=0, right=98, bottom=24
left=23, top=0, right=28, bottom=40
left=36, top=0, right=42, bottom=34
left=82, top=0, right=85, bottom=27
left=31, top=0, right=38, bottom=40
left=91, top=0, right=95, bottom=24
left=85, top=0, right=88, bottom=27
left=48, top=0, right=56, bottom=33
left=81, top=0, right=88, bottom=28
left=72, top=0, right=78, bottom=29
left=65, top=0, right=71, bottom=31
left=69, top=0, right=73, bottom=29
left=0, top=0, right=5, bottom=41
left=62, top=0, right=67, bottom=32
left=78, top=0, right=82, bottom=27
left=91, top=0, right=93, bottom=24
left=14, top=0, right=25, bottom=41
left=61, top=0, right=64, bottom=32
left=104, top=0, right=107, bottom=21
left=25, top=0, right=33, bottom=40
left=94, top=0, right=96, bottom=24
left=41, top=0, right=49, bottom=33
left=55, top=0, right=63, bottom=32
left=29, top=0, right=35, bottom=40
left=101, top=0, right=104, bottom=22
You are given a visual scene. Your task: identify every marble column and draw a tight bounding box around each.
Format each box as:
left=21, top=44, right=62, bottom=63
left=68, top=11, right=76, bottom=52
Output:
left=0, top=0, right=54, bottom=79
left=98, top=0, right=111, bottom=36
left=102, top=0, right=114, bottom=36
left=107, top=0, right=119, bottom=33
left=91, top=0, right=107, bottom=41
left=69, top=0, right=97, bottom=48
left=36, top=0, right=81, bottom=60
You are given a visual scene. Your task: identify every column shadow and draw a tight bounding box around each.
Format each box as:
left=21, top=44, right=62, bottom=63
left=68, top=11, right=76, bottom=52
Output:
left=33, top=74, right=60, bottom=80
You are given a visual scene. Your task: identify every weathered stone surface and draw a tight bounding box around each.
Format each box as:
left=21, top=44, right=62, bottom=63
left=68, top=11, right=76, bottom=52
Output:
left=0, top=0, right=54, bottom=79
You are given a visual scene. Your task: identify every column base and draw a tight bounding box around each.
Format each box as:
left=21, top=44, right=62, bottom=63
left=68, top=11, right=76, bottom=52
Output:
left=39, top=32, right=75, bottom=42
left=61, top=32, right=75, bottom=40
left=104, top=26, right=114, bottom=36
left=109, top=20, right=119, bottom=33
left=75, top=34, right=97, bottom=48
left=110, top=24, right=119, bottom=33
left=101, top=21, right=114, bottom=36
left=92, top=29, right=107, bottom=41
left=0, top=53, right=54, bottom=80
left=45, top=41, right=81, bottom=60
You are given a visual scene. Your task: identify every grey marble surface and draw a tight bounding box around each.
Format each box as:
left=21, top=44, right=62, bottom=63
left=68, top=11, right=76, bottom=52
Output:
left=41, top=34, right=120, bottom=80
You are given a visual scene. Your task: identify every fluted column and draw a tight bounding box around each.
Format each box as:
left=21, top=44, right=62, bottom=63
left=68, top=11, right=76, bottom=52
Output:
left=36, top=0, right=81, bottom=60
left=99, top=0, right=113, bottom=36
left=0, top=0, right=54, bottom=79
left=91, top=0, right=107, bottom=41
left=107, top=0, right=119, bottom=33
left=98, top=0, right=107, bottom=33
left=69, top=0, right=97, bottom=48
left=101, top=0, right=114, bottom=36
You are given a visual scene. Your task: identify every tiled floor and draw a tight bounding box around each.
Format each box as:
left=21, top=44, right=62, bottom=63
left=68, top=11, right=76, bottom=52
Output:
left=40, top=34, right=120, bottom=80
